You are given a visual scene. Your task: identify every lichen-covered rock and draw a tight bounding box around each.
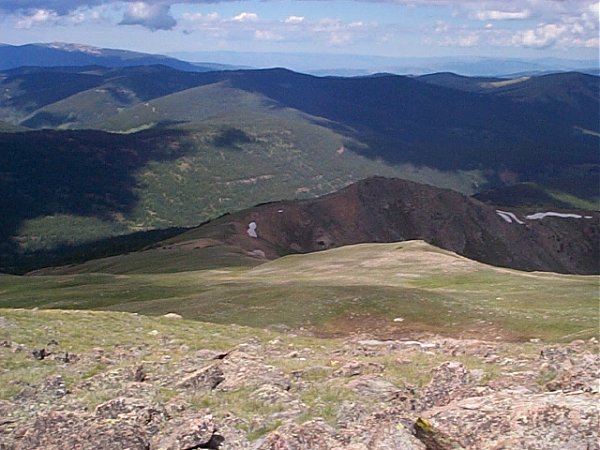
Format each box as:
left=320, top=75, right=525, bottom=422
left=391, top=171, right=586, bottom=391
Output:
left=419, top=361, right=476, bottom=409
left=341, top=408, right=426, bottom=450
left=1, top=315, right=598, bottom=450
left=334, top=401, right=372, bottom=428
left=218, top=352, right=291, bottom=392
left=332, top=360, right=385, bottom=377
left=540, top=346, right=599, bottom=394
left=254, top=419, right=340, bottom=450
left=13, top=411, right=150, bottom=450
left=413, top=417, right=464, bottom=450
left=345, top=375, right=401, bottom=401
left=249, top=384, right=307, bottom=420
left=152, top=413, right=222, bottom=450
left=95, top=396, right=168, bottom=435
left=42, top=375, right=69, bottom=398
left=423, top=391, right=599, bottom=450
left=177, top=363, right=225, bottom=390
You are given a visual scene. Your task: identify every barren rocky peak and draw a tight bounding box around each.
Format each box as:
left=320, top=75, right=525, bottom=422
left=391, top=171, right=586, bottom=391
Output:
left=0, top=311, right=598, bottom=450
left=193, top=176, right=599, bottom=274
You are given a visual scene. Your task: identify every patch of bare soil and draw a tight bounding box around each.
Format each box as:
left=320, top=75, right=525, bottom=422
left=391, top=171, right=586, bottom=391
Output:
left=315, top=313, right=520, bottom=343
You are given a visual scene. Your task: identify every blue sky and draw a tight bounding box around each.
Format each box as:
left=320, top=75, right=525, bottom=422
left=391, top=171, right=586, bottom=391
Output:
left=1, top=1, right=598, bottom=60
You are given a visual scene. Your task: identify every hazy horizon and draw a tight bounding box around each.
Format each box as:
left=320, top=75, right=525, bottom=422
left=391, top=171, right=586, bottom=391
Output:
left=167, top=48, right=599, bottom=74
left=1, top=1, right=598, bottom=63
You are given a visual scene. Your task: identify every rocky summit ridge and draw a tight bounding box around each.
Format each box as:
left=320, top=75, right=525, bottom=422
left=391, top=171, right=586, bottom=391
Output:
left=0, top=309, right=597, bottom=449
left=165, top=176, right=599, bottom=275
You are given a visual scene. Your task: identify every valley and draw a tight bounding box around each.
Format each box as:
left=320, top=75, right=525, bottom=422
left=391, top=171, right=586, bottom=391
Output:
left=1, top=64, right=598, bottom=271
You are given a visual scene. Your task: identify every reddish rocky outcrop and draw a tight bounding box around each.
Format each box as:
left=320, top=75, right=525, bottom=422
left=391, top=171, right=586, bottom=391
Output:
left=187, top=177, right=599, bottom=274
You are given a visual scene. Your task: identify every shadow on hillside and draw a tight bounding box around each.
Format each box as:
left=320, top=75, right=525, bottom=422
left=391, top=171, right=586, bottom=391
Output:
left=228, top=69, right=599, bottom=174
left=0, top=128, right=191, bottom=270
left=6, top=227, right=188, bottom=275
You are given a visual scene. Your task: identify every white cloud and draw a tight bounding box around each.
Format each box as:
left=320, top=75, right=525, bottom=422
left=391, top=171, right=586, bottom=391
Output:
left=328, top=31, right=352, bottom=45
left=181, top=11, right=219, bottom=23
left=3, top=0, right=597, bottom=54
left=570, top=36, right=600, bottom=48
left=504, top=2, right=598, bottom=49
left=1, top=1, right=96, bottom=15
left=458, top=33, right=480, bottom=47
left=349, top=21, right=366, bottom=29
left=473, top=9, right=531, bottom=21
left=13, top=6, right=109, bottom=28
left=120, top=2, right=176, bottom=30
left=303, top=18, right=381, bottom=46
left=181, top=12, right=202, bottom=21
left=434, top=20, right=448, bottom=33
left=312, top=18, right=342, bottom=32
left=428, top=0, right=598, bottom=51
left=15, top=9, right=58, bottom=28
left=285, top=16, right=304, bottom=25
left=181, top=13, right=380, bottom=48
left=439, top=31, right=480, bottom=47
left=255, top=30, right=282, bottom=41
left=232, top=12, right=258, bottom=22
left=513, top=24, right=565, bottom=48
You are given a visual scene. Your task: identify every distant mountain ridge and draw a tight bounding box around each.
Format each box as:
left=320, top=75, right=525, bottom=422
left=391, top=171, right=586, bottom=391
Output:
left=168, top=50, right=598, bottom=76
left=0, top=42, right=237, bottom=72
left=2, top=42, right=597, bottom=76
left=2, top=65, right=597, bottom=171
left=0, top=64, right=597, bottom=269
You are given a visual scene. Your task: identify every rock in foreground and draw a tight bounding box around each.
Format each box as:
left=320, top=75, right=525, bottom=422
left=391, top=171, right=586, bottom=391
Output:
left=0, top=310, right=597, bottom=449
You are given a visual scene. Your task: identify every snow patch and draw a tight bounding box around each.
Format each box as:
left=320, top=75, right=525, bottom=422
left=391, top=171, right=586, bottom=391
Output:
left=248, top=249, right=266, bottom=258
left=247, top=222, right=258, bottom=238
left=526, top=212, right=584, bottom=220
left=497, top=210, right=594, bottom=224
left=482, top=76, right=530, bottom=89
left=496, top=210, right=524, bottom=224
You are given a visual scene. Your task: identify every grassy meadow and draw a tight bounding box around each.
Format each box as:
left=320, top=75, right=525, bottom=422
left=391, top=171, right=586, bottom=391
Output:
left=1, top=241, right=597, bottom=342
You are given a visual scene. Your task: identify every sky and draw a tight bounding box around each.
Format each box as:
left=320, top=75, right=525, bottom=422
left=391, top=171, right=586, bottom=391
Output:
left=0, top=0, right=598, bottom=60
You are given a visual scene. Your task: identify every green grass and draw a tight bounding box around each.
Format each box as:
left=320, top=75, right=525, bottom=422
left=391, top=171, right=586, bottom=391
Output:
left=297, top=382, right=361, bottom=425
left=1, top=241, right=597, bottom=342
left=548, top=190, right=599, bottom=211
left=34, top=244, right=261, bottom=275
left=24, top=87, right=140, bottom=129
left=188, top=387, right=288, bottom=422
left=0, top=308, right=273, bottom=402
left=475, top=182, right=599, bottom=211
left=16, top=214, right=129, bottom=253
left=0, top=304, right=595, bottom=435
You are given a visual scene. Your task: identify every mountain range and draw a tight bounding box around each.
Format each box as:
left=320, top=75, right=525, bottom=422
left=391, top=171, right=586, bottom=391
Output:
left=0, top=47, right=598, bottom=273
left=171, top=50, right=599, bottom=77
left=0, top=42, right=238, bottom=72
left=1, top=41, right=599, bottom=450
left=2, top=42, right=597, bottom=76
